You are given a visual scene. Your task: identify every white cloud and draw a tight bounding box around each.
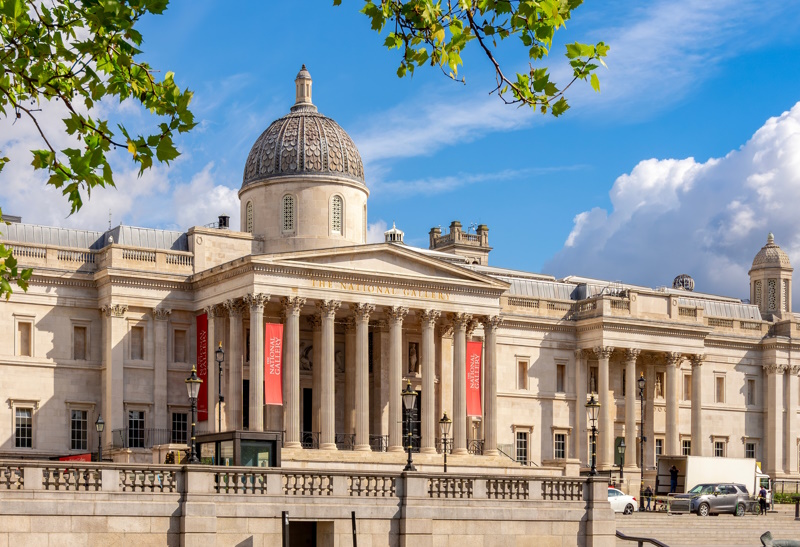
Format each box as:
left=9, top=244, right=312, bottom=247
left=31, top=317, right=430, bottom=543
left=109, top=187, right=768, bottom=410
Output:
left=545, top=101, right=800, bottom=303
left=171, top=162, right=241, bottom=229
left=366, top=220, right=388, bottom=244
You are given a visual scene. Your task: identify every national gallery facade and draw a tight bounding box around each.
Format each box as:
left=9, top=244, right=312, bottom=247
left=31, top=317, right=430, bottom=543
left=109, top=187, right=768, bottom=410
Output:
left=2, top=66, right=799, bottom=489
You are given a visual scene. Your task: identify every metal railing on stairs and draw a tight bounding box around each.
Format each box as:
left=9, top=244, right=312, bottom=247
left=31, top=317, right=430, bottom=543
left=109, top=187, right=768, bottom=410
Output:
left=615, top=530, right=670, bottom=547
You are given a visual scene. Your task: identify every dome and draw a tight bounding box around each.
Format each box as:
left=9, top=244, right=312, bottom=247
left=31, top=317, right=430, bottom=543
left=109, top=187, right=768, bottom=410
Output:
left=672, top=274, right=694, bottom=291
left=241, top=66, right=364, bottom=188
left=751, top=233, right=791, bottom=269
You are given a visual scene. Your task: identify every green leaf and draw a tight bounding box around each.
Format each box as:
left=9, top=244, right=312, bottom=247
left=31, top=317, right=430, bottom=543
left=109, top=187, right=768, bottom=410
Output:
left=590, top=73, right=600, bottom=92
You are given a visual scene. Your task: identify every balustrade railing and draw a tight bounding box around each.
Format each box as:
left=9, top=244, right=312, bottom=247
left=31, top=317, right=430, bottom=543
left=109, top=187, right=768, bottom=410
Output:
left=428, top=476, right=473, bottom=498
left=348, top=474, right=396, bottom=497
left=43, top=466, right=102, bottom=491
left=487, top=478, right=529, bottom=500
left=283, top=472, right=333, bottom=496
left=541, top=478, right=584, bottom=501
left=0, top=465, right=23, bottom=490
left=215, top=470, right=270, bottom=494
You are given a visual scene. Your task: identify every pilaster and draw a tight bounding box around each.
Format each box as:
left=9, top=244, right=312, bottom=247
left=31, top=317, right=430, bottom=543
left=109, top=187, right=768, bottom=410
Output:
left=152, top=307, right=171, bottom=431
left=387, top=306, right=408, bottom=452
left=665, top=352, right=682, bottom=456
left=690, top=354, right=705, bottom=456
left=592, top=346, right=614, bottom=468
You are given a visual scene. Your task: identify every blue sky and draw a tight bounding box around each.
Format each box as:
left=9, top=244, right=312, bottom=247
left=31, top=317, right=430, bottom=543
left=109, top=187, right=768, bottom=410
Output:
left=3, top=0, right=800, bottom=302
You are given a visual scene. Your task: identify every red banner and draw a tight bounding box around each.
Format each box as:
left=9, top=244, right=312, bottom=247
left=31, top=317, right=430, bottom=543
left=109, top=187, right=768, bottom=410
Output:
left=59, top=453, right=91, bottom=462
left=196, top=313, right=208, bottom=422
left=264, top=322, right=284, bottom=405
left=466, top=341, right=482, bottom=417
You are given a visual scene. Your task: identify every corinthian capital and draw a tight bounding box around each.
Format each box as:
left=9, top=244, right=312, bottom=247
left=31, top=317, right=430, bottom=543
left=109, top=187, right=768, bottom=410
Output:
left=665, top=352, right=683, bottom=367
left=101, top=304, right=128, bottom=318
left=450, top=312, right=472, bottom=329
left=223, top=298, right=246, bottom=317
left=281, top=296, right=306, bottom=316
left=592, top=346, right=614, bottom=360
left=315, top=299, right=341, bottom=318
left=689, top=354, right=705, bottom=368
left=420, top=309, right=441, bottom=328
left=386, top=306, right=408, bottom=324
left=352, top=303, right=375, bottom=322
left=244, top=293, right=270, bottom=311
left=623, top=348, right=641, bottom=363
left=480, top=315, right=502, bottom=331
left=204, top=304, right=218, bottom=319
left=152, top=307, right=171, bottom=321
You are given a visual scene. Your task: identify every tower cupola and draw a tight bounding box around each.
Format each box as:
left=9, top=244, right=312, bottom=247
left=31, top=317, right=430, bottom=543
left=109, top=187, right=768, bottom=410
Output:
left=749, top=232, right=793, bottom=317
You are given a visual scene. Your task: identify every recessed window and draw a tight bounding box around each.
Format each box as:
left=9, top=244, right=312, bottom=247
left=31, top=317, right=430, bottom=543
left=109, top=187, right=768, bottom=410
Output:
left=783, top=280, right=790, bottom=312
left=17, top=321, right=32, bottom=357
left=682, top=439, right=691, bottom=456
left=245, top=201, right=254, bottom=234
left=282, top=195, right=295, bottom=233
left=517, top=360, right=528, bottom=390
left=746, top=378, right=756, bottom=406
left=130, top=326, right=144, bottom=361
left=768, top=279, right=777, bottom=311
left=745, top=442, right=756, bottom=459
left=515, top=431, right=529, bottom=463
left=73, top=325, right=87, bottom=360
left=554, top=432, right=566, bottom=460
left=714, top=440, right=726, bottom=457
left=683, top=373, right=692, bottom=401
left=171, top=412, right=188, bottom=444
left=15, top=408, right=32, bottom=448
left=173, top=329, right=187, bottom=363
left=715, top=375, right=725, bottom=404
left=70, top=409, right=88, bottom=451
left=331, top=195, right=343, bottom=234
left=128, top=410, right=145, bottom=448
left=556, top=363, right=565, bottom=393
left=655, top=438, right=663, bottom=459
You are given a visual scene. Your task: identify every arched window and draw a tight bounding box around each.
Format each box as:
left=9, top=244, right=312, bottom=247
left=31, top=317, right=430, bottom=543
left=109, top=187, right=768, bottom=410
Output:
left=245, top=201, right=253, bottom=234
left=282, top=195, right=295, bottom=233
left=331, top=195, right=343, bottom=234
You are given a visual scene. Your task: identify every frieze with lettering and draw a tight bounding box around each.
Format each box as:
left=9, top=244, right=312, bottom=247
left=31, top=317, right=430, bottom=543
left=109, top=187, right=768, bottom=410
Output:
left=311, top=279, right=450, bottom=301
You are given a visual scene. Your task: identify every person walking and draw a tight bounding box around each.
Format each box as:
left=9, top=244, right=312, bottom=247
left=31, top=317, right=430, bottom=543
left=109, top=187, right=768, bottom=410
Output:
left=669, top=465, right=679, bottom=493
left=644, top=484, right=654, bottom=511
left=758, top=485, right=768, bottom=516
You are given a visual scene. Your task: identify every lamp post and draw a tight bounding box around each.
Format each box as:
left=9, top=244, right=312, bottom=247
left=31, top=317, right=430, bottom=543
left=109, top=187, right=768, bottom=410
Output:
left=618, top=438, right=626, bottom=480
left=216, top=343, right=224, bottom=432
left=402, top=380, right=418, bottom=472
left=439, top=412, right=452, bottom=473
left=185, top=365, right=203, bottom=464
left=638, top=373, right=647, bottom=510
left=95, top=415, right=104, bottom=463
left=586, top=394, right=600, bottom=476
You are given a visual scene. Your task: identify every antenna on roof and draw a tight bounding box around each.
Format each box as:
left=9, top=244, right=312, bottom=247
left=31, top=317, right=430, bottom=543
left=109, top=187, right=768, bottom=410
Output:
left=108, top=210, right=112, bottom=230
left=468, top=222, right=478, bottom=233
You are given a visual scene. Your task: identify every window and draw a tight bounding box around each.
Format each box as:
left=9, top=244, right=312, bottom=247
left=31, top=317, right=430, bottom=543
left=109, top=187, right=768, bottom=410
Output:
left=754, top=280, right=761, bottom=308
left=245, top=328, right=251, bottom=363
left=655, top=438, right=663, bottom=458
left=517, top=360, right=528, bottom=390
left=128, top=410, right=145, bottom=448
left=73, top=325, right=87, bottom=360
left=130, top=326, right=144, bottom=361
left=245, top=201, right=253, bottom=234
left=171, top=412, right=188, bottom=444
left=746, top=378, right=756, bottom=406
left=683, top=373, right=692, bottom=401
left=70, top=409, right=88, bottom=451
left=745, top=442, right=756, bottom=459
left=173, top=329, right=187, bottom=363
left=768, top=278, right=777, bottom=311
left=515, top=431, right=529, bottom=463
left=15, top=408, right=32, bottom=448
left=715, top=375, right=725, bottom=404
left=282, top=195, right=295, bottom=233
left=363, top=204, right=367, bottom=243
left=784, top=280, right=790, bottom=312
left=682, top=439, right=691, bottom=456
left=714, top=441, right=726, bottom=457
left=556, top=363, right=565, bottom=393
left=554, top=433, right=566, bottom=460
left=331, top=195, right=343, bottom=234
left=17, top=321, right=32, bottom=356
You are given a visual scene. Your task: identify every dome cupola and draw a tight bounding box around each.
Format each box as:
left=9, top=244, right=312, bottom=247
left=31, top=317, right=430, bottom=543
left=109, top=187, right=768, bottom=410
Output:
left=749, top=233, right=793, bottom=317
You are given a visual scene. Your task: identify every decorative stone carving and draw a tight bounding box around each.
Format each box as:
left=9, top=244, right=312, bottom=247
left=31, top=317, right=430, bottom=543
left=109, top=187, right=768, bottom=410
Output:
left=439, top=324, right=454, bottom=339
left=689, top=354, right=705, bottom=367
left=372, top=319, right=388, bottom=331
left=344, top=316, right=357, bottom=334
left=281, top=296, right=306, bottom=315
left=420, top=309, right=441, bottom=327
left=223, top=299, right=246, bottom=317
left=623, top=348, right=641, bottom=362
left=244, top=293, right=270, bottom=311
left=466, top=317, right=480, bottom=338
left=788, top=365, right=800, bottom=375
left=307, top=315, right=322, bottom=331
left=300, top=342, right=313, bottom=371
left=480, top=315, right=502, bottom=330
left=352, top=303, right=375, bottom=322
left=204, top=305, right=218, bottom=319
left=101, top=304, right=127, bottom=318
left=764, top=363, right=787, bottom=375
left=450, top=312, right=472, bottom=329
left=386, top=306, right=408, bottom=324
left=592, top=346, right=614, bottom=360
left=665, top=352, right=682, bottom=367
left=152, top=308, right=171, bottom=321
left=315, top=299, right=341, bottom=318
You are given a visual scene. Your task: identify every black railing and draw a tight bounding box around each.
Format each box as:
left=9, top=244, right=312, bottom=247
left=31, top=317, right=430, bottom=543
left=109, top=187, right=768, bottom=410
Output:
left=468, top=439, right=484, bottom=455
left=111, top=428, right=180, bottom=449
left=335, top=433, right=356, bottom=451
left=300, top=431, right=319, bottom=449
left=370, top=434, right=388, bottom=452
left=435, top=438, right=452, bottom=454
left=615, top=531, right=670, bottom=547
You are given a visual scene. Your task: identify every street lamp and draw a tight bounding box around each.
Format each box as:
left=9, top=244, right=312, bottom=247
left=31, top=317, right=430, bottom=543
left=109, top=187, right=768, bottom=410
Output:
left=586, top=394, right=600, bottom=476
left=439, top=412, right=452, bottom=473
left=95, top=415, right=104, bottom=463
left=402, top=380, right=418, bottom=472
left=185, top=365, right=203, bottom=464
left=618, top=438, right=626, bottom=480
left=638, top=373, right=647, bottom=510
left=216, top=342, right=225, bottom=432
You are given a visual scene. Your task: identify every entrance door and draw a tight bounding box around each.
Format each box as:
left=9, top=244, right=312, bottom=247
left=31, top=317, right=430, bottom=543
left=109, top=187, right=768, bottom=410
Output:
left=302, top=388, right=314, bottom=448
left=242, top=379, right=250, bottom=430
left=289, top=521, right=316, bottom=547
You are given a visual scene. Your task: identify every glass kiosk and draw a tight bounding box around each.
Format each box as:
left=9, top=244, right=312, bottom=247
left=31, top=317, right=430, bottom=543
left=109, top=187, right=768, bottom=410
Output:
left=196, top=431, right=281, bottom=467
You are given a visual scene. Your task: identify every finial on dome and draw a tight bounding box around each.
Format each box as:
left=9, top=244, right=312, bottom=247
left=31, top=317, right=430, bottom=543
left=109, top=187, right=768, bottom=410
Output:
left=295, top=64, right=312, bottom=106
left=767, top=232, right=775, bottom=245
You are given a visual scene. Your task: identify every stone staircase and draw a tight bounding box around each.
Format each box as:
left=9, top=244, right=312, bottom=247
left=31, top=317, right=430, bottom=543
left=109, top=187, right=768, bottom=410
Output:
left=615, top=506, right=800, bottom=547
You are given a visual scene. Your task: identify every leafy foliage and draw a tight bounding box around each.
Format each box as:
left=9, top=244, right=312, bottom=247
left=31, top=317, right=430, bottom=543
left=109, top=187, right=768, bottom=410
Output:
left=0, top=0, right=195, bottom=298
left=337, top=0, right=608, bottom=115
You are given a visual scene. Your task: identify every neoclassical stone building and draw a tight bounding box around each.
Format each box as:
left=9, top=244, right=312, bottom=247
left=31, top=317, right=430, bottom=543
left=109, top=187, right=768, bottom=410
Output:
left=1, top=66, right=799, bottom=490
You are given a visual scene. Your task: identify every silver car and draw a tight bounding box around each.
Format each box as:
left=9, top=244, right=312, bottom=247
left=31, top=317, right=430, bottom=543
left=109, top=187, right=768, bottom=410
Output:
left=673, top=483, right=751, bottom=516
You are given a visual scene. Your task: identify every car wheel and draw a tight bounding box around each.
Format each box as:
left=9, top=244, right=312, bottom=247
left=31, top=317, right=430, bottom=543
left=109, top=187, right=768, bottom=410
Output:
left=698, top=503, right=710, bottom=517
left=735, top=503, right=745, bottom=517
left=623, top=504, right=634, bottom=515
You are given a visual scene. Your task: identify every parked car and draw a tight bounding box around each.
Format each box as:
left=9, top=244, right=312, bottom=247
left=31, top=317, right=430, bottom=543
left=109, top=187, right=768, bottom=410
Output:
left=671, top=483, right=751, bottom=516
left=608, top=488, right=639, bottom=515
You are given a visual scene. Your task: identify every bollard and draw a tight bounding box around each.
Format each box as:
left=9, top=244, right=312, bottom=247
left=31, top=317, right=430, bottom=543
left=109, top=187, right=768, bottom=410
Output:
left=795, top=499, right=799, bottom=521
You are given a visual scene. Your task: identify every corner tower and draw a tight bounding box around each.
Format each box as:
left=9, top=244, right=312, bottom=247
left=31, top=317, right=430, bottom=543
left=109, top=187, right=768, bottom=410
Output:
left=749, top=233, right=793, bottom=318
left=239, top=66, right=369, bottom=252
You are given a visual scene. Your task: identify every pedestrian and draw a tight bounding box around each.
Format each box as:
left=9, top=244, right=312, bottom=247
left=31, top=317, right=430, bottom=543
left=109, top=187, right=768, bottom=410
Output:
left=758, top=485, right=768, bottom=516
left=644, top=484, right=653, bottom=511
left=669, top=465, right=679, bottom=493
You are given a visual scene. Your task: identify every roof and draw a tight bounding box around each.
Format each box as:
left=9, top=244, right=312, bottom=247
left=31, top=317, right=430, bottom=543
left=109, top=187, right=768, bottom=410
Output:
left=677, top=297, right=761, bottom=320
left=1, top=223, right=188, bottom=252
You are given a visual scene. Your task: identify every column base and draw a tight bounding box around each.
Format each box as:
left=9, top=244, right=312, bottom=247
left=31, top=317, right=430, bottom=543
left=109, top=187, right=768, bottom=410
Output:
left=354, top=444, right=371, bottom=452
left=319, top=443, right=338, bottom=451
left=484, top=449, right=499, bottom=457
left=284, top=441, right=302, bottom=449
left=388, top=446, right=405, bottom=453
left=419, top=447, right=437, bottom=455
left=452, top=448, right=468, bottom=456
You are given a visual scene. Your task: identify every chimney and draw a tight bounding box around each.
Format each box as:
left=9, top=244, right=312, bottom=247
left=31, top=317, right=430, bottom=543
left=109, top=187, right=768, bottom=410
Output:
left=218, top=215, right=230, bottom=229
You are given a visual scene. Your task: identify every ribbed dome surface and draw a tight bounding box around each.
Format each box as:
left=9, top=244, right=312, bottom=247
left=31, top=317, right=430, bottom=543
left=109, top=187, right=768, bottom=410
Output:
left=752, top=233, right=791, bottom=268
left=241, top=105, right=364, bottom=187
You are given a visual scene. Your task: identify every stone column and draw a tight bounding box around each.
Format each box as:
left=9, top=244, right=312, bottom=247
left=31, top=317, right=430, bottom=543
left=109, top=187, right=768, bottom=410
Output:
left=481, top=315, right=501, bottom=456
left=281, top=297, right=305, bottom=448
left=244, top=293, right=269, bottom=432
left=353, top=304, right=374, bottom=451
left=317, top=300, right=340, bottom=450
left=204, top=306, right=219, bottom=432
left=452, top=313, right=472, bottom=456
left=593, top=346, right=614, bottom=469
left=101, top=304, right=127, bottom=446
left=574, top=349, right=586, bottom=462
left=786, top=366, right=799, bottom=474
left=765, top=364, right=785, bottom=477
left=690, top=354, right=705, bottom=456
left=665, top=352, right=682, bottom=456
left=420, top=310, right=441, bottom=454
left=387, top=306, right=408, bottom=452
left=152, top=308, right=171, bottom=431
left=624, top=348, right=640, bottom=470
left=644, top=356, right=656, bottom=474
left=308, top=315, right=322, bottom=435
left=344, top=317, right=357, bottom=436
left=224, top=299, right=245, bottom=431
left=438, top=324, right=454, bottom=431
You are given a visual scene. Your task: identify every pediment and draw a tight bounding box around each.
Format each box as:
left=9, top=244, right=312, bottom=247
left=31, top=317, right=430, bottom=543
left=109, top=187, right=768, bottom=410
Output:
left=259, top=244, right=508, bottom=290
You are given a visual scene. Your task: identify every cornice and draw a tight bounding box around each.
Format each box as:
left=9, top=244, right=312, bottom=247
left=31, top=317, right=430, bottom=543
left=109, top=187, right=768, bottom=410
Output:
left=498, top=318, right=576, bottom=334
left=576, top=318, right=711, bottom=340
